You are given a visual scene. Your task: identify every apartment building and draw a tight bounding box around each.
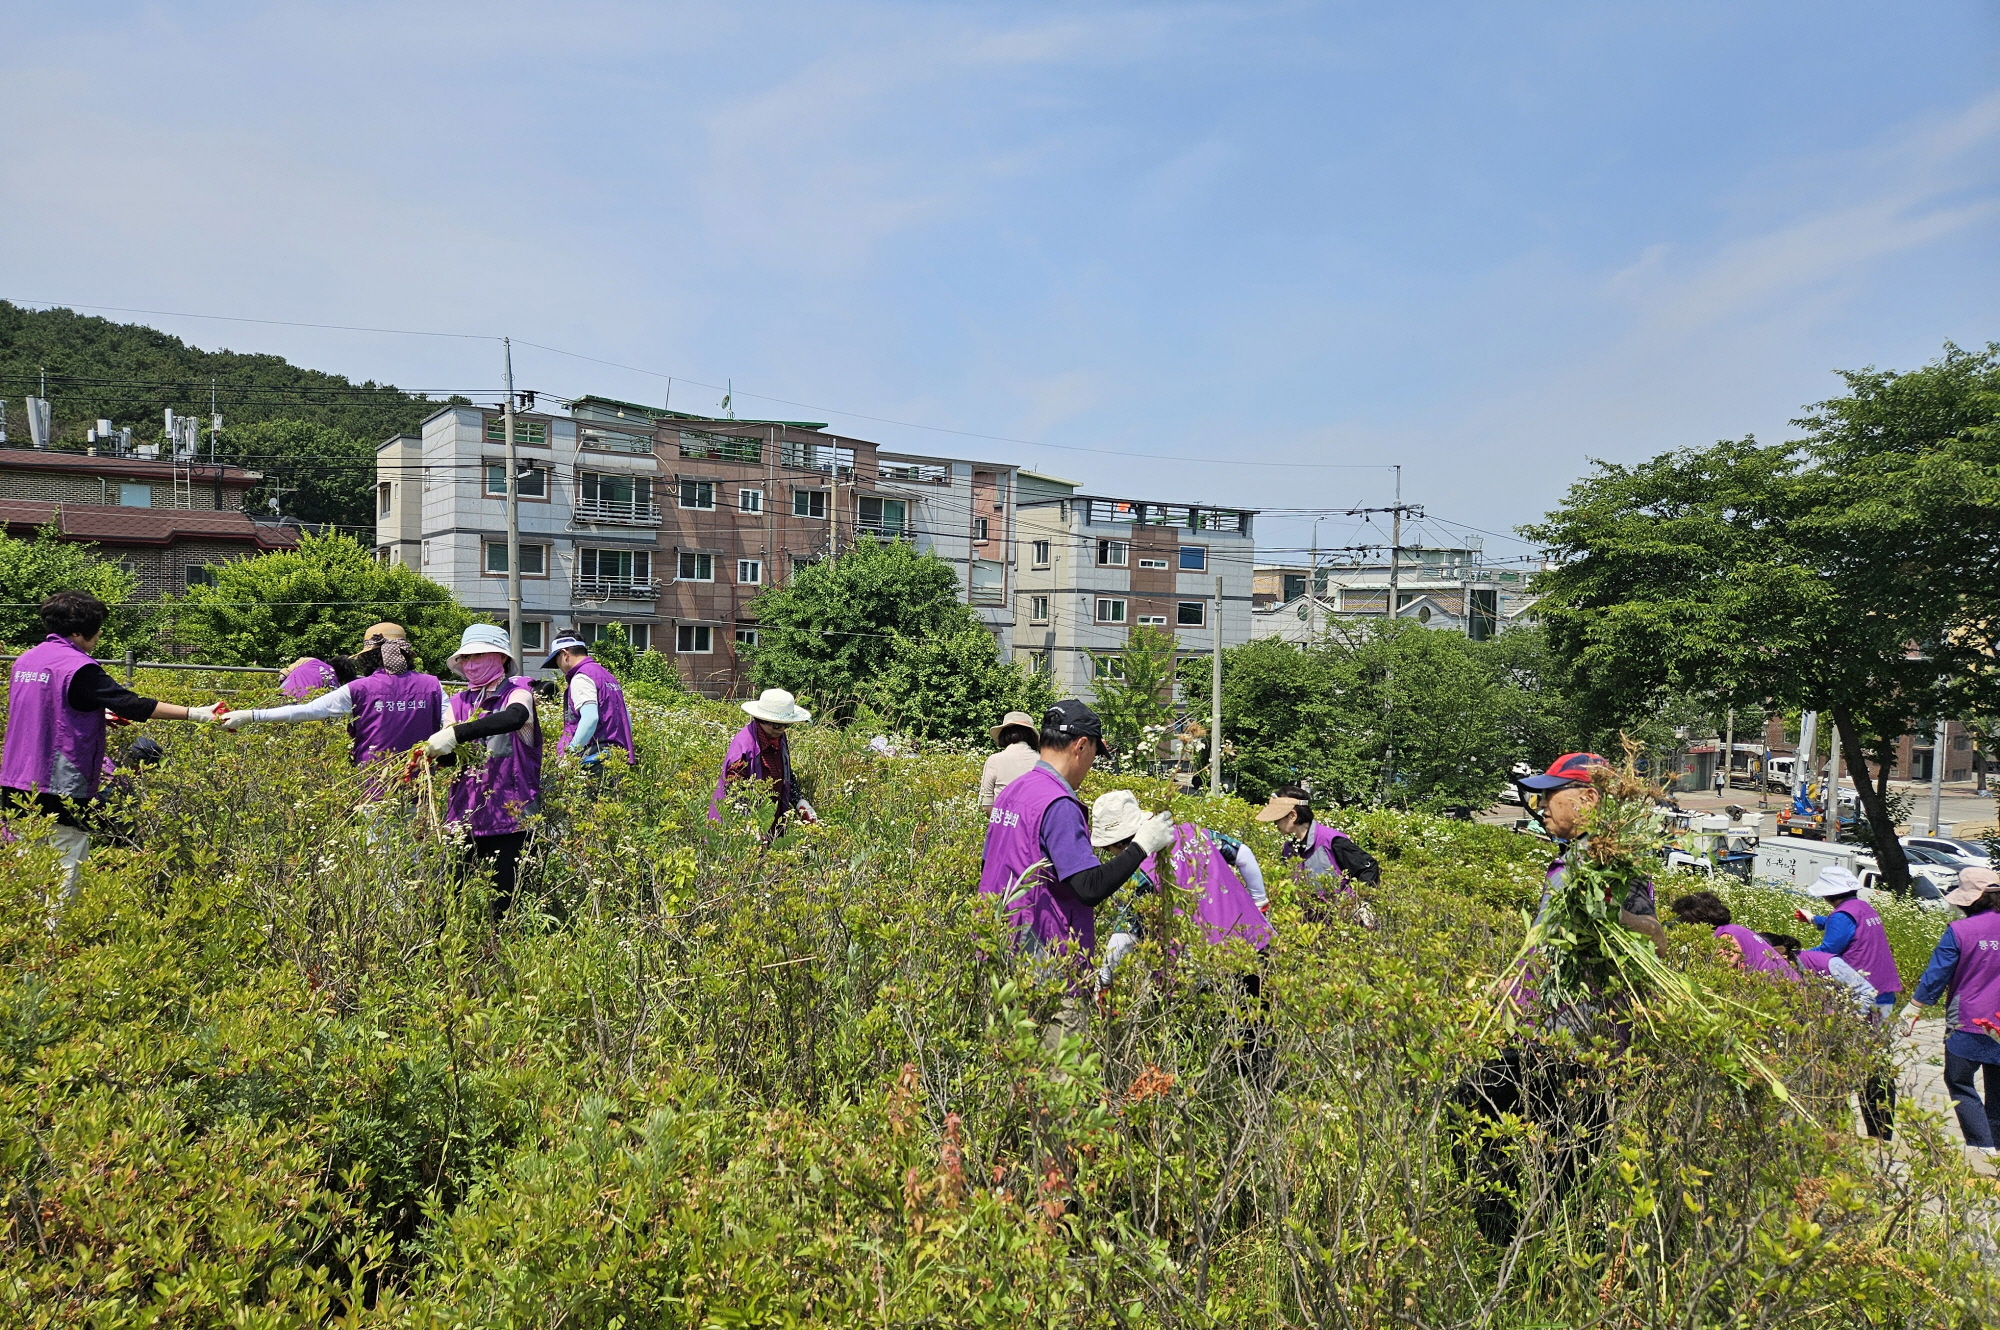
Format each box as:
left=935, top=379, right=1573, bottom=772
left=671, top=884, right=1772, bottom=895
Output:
left=1012, top=483, right=1257, bottom=701
left=0, top=445, right=293, bottom=596
left=379, top=403, right=662, bottom=661
left=1250, top=547, right=1534, bottom=643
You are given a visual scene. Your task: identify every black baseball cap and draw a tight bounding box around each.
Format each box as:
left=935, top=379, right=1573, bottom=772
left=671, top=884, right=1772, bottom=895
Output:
left=1043, top=699, right=1111, bottom=755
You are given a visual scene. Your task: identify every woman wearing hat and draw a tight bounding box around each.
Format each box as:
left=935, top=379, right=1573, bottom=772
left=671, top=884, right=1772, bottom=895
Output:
left=711, top=688, right=817, bottom=834
left=1252, top=784, right=1378, bottom=925
left=1901, top=867, right=2000, bottom=1152
left=543, top=634, right=636, bottom=771
left=1090, top=789, right=1271, bottom=983
left=979, top=711, right=1040, bottom=809
left=223, top=623, right=445, bottom=797
left=1793, top=864, right=1904, bottom=1139
left=421, top=625, right=542, bottom=918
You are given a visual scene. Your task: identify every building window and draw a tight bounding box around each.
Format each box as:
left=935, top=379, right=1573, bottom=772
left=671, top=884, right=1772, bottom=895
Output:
left=1179, top=546, right=1207, bottom=571
left=579, top=547, right=651, bottom=587
left=1096, top=539, right=1128, bottom=567
left=377, top=482, right=392, bottom=517
left=1468, top=588, right=1498, bottom=642
left=1138, top=557, right=1168, bottom=569
left=119, top=482, right=152, bottom=507
left=579, top=472, right=654, bottom=520
left=676, top=624, right=714, bottom=654
left=519, top=621, right=546, bottom=654
left=793, top=489, right=827, bottom=519
left=1176, top=601, right=1206, bottom=627
left=484, top=542, right=548, bottom=576
left=1096, top=598, right=1127, bottom=623
left=484, top=417, right=549, bottom=445
left=791, top=554, right=820, bottom=575
left=375, top=545, right=391, bottom=565
left=1029, top=594, right=1050, bottom=624
left=484, top=462, right=548, bottom=498
left=185, top=564, right=217, bottom=588
left=857, top=495, right=906, bottom=537
left=628, top=624, right=651, bottom=651
left=1094, top=655, right=1126, bottom=680
left=677, top=551, right=715, bottom=582
left=1137, top=614, right=1167, bottom=625
left=679, top=479, right=715, bottom=510
left=973, top=517, right=989, bottom=542
left=1028, top=650, right=1051, bottom=676
left=734, top=627, right=759, bottom=648
left=739, top=488, right=763, bottom=514
left=738, top=559, right=762, bottom=585
left=1032, top=539, right=1051, bottom=567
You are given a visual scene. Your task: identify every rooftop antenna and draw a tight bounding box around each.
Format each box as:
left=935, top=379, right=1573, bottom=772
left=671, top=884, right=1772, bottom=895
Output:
left=722, top=379, right=734, bottom=419
left=665, top=377, right=672, bottom=411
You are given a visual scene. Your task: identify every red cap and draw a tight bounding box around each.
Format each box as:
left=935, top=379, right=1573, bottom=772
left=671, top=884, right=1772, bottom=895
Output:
left=1517, top=752, right=1608, bottom=791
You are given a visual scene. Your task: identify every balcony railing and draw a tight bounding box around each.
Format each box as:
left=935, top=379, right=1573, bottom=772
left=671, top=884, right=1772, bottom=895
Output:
left=574, top=497, right=660, bottom=526
left=679, top=431, right=762, bottom=464
left=578, top=427, right=654, bottom=455
left=880, top=462, right=949, bottom=484
left=571, top=577, right=660, bottom=600
left=855, top=520, right=907, bottom=540
left=969, top=585, right=1007, bottom=607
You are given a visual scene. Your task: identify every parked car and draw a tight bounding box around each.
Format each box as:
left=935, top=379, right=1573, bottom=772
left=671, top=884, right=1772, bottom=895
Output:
left=1902, top=835, right=1993, bottom=867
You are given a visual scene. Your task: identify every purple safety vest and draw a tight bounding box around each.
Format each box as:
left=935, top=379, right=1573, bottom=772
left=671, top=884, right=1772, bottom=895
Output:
left=561, top=658, right=635, bottom=763
left=0, top=635, right=108, bottom=799
left=708, top=722, right=798, bottom=821
left=348, top=670, right=445, bottom=766
left=1834, top=897, right=1903, bottom=996
left=1715, top=924, right=1797, bottom=979
left=977, top=763, right=1096, bottom=957
left=445, top=676, right=541, bottom=837
left=280, top=658, right=338, bottom=700
left=1943, top=910, right=2000, bottom=1038
left=1145, top=823, right=1272, bottom=950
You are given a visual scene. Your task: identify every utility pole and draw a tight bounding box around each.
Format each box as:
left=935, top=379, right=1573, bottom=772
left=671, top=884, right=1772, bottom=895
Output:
left=1388, top=464, right=1403, bottom=622
left=1928, top=716, right=1948, bottom=834
left=1344, top=470, right=1423, bottom=801
left=1209, top=573, right=1223, bottom=798
left=1723, top=706, right=1735, bottom=795
left=1827, top=719, right=1843, bottom=844
left=503, top=338, right=523, bottom=657
left=1307, top=518, right=1319, bottom=640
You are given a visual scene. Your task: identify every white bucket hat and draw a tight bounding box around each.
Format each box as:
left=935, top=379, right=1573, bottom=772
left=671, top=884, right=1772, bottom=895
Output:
left=1090, top=789, right=1148, bottom=847
left=742, top=688, right=811, bottom=725
left=448, top=623, right=513, bottom=667
left=1805, top=865, right=1864, bottom=897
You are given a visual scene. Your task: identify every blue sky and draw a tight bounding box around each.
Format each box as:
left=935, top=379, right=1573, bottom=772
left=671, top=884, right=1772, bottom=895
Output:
left=4, top=2, right=1996, bottom=564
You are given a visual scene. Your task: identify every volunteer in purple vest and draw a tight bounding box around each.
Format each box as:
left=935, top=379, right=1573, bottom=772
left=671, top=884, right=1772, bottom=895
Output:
left=710, top=688, right=817, bottom=833
left=977, top=700, right=1172, bottom=968
left=1793, top=864, right=1904, bottom=1139
left=278, top=657, right=338, bottom=700
left=1668, top=890, right=1800, bottom=978
left=1089, top=789, right=1271, bottom=983
left=1901, top=868, right=2000, bottom=1153
left=1800, top=943, right=1900, bottom=1140
left=542, top=634, right=635, bottom=770
left=1, top=591, right=221, bottom=918
left=420, top=625, right=542, bottom=919
left=1793, top=866, right=1904, bottom=1006
left=1253, top=783, right=1380, bottom=927
left=221, top=625, right=445, bottom=795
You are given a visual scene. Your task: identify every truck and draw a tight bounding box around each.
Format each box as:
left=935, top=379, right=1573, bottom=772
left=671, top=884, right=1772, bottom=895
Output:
left=1749, top=836, right=1956, bottom=907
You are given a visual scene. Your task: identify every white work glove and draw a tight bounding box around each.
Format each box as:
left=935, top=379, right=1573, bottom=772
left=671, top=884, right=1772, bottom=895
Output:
left=1898, top=1002, right=1924, bottom=1035
left=1133, top=811, right=1175, bottom=856
left=222, top=710, right=262, bottom=731
left=423, top=727, right=460, bottom=758
left=185, top=703, right=221, bottom=723
left=796, top=799, right=819, bottom=824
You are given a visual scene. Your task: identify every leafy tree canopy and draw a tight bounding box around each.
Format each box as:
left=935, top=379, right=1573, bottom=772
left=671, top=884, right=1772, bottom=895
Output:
left=865, top=624, right=1056, bottom=743
left=170, top=532, right=471, bottom=671
left=747, top=540, right=1001, bottom=724
left=223, top=418, right=375, bottom=530
left=1522, top=343, right=2000, bottom=892
left=1089, top=625, right=1180, bottom=772
left=0, top=524, right=141, bottom=652
left=1182, top=620, right=1519, bottom=811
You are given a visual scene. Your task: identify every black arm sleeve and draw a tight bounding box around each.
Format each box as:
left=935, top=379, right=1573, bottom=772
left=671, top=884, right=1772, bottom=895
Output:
left=452, top=702, right=531, bottom=743
left=66, top=664, right=158, bottom=722
left=1061, top=845, right=1146, bottom=906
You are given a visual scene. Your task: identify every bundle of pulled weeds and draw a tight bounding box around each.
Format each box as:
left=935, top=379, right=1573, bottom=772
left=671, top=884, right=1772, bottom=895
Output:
left=1491, top=750, right=1789, bottom=1102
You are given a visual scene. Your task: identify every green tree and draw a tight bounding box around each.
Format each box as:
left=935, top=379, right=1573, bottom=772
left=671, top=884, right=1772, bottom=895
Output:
left=1181, top=621, right=1514, bottom=810
left=1467, top=623, right=1587, bottom=769
left=866, top=624, right=1056, bottom=743
left=745, top=541, right=981, bottom=721
left=1523, top=344, right=2000, bottom=893
left=171, top=532, right=471, bottom=670
left=223, top=419, right=376, bottom=531
left=0, top=524, right=142, bottom=651
left=1088, top=625, right=1180, bottom=772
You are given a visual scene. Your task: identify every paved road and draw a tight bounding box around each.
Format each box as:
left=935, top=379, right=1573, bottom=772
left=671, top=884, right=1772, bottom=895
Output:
left=1478, top=779, right=1998, bottom=842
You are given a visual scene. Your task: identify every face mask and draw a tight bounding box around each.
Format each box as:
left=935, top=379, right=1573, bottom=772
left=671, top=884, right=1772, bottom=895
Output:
left=458, top=654, right=507, bottom=687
